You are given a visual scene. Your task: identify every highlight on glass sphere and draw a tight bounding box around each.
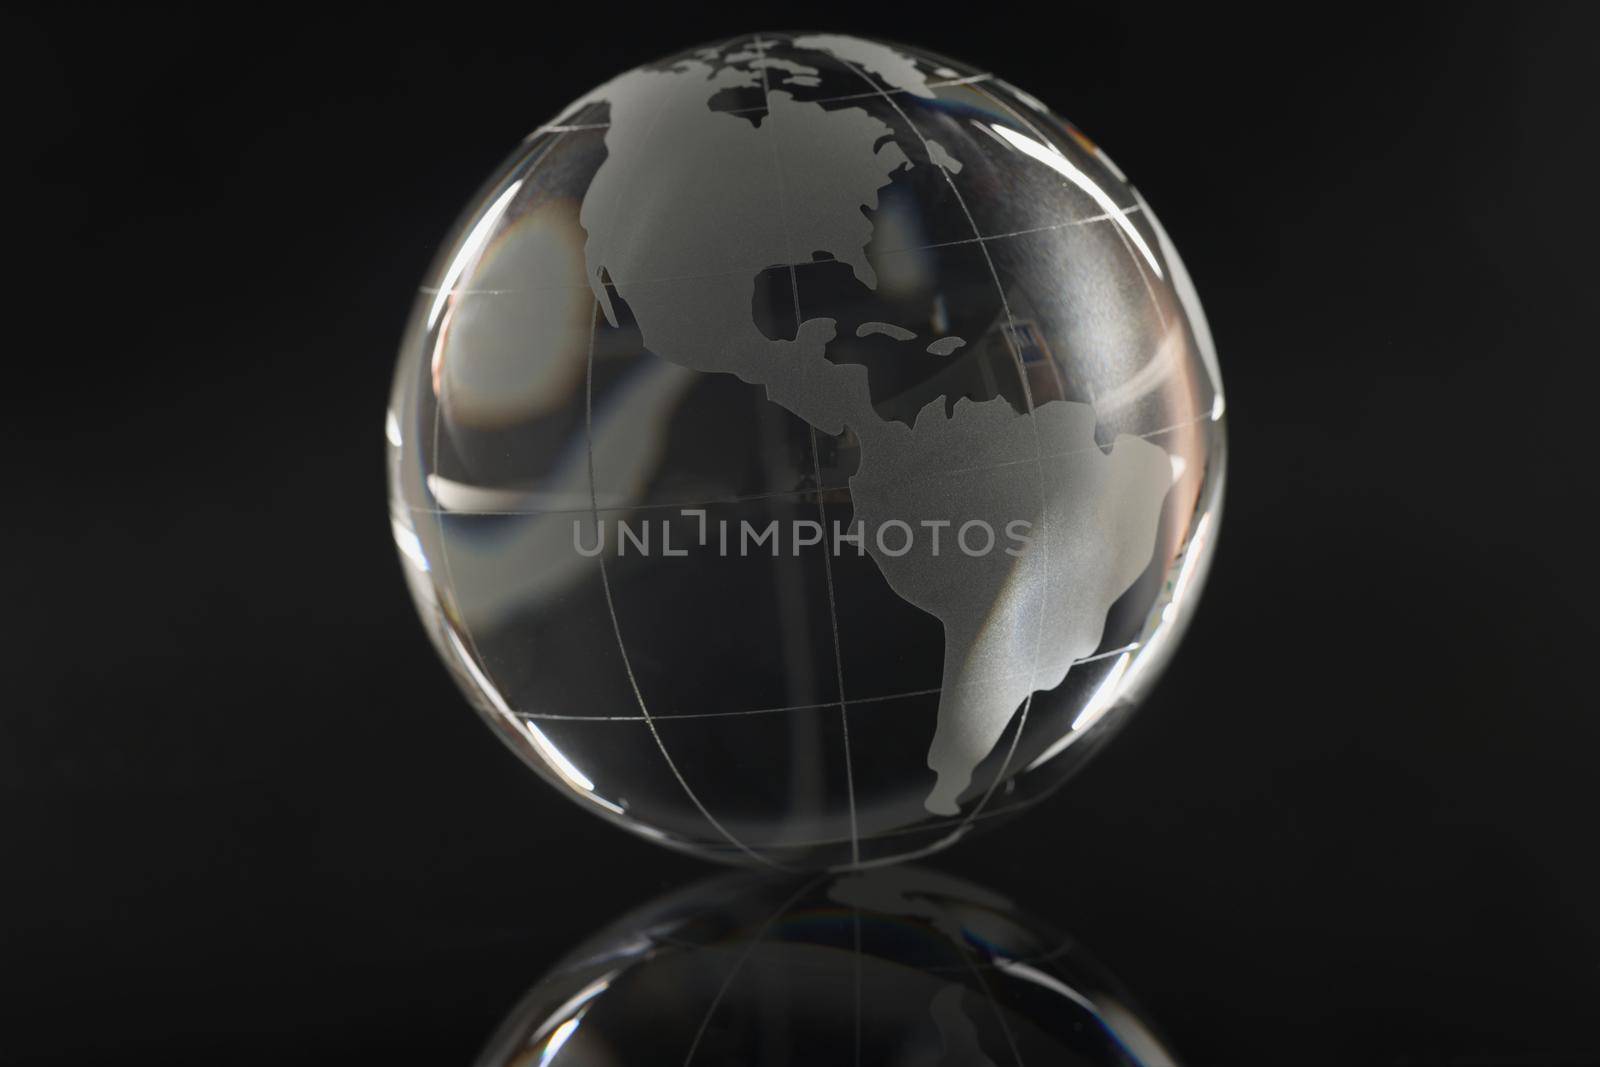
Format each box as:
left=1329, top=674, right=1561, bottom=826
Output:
left=475, top=867, right=1177, bottom=1066
left=387, top=32, right=1225, bottom=868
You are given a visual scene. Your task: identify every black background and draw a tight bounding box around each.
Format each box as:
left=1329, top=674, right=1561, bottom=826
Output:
left=9, top=3, right=1599, bottom=1064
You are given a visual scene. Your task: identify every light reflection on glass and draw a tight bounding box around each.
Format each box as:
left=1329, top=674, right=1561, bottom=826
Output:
left=982, top=122, right=1163, bottom=278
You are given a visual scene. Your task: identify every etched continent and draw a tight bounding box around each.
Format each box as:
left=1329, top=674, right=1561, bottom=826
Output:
left=569, top=37, right=1172, bottom=816
left=851, top=397, right=1169, bottom=814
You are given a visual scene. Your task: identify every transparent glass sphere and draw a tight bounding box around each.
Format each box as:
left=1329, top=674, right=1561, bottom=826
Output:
left=476, top=867, right=1177, bottom=1066
left=388, top=33, right=1225, bottom=868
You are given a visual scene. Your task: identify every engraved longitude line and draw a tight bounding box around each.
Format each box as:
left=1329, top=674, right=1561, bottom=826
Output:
left=972, top=80, right=1168, bottom=328
left=818, top=432, right=861, bottom=867
left=751, top=32, right=861, bottom=866
left=825, top=51, right=1052, bottom=836
left=582, top=74, right=794, bottom=870
left=584, top=298, right=786, bottom=871
left=952, top=78, right=1182, bottom=839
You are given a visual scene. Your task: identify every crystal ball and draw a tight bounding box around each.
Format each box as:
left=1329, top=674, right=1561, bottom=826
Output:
left=387, top=33, right=1225, bottom=868
left=476, top=867, right=1177, bottom=1066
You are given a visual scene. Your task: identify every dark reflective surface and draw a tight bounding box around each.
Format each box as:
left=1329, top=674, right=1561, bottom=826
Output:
left=478, top=868, right=1175, bottom=1066
left=14, top=5, right=1600, bottom=1065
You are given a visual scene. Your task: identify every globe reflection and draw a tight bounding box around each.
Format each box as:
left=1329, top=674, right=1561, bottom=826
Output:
left=477, top=867, right=1177, bottom=1066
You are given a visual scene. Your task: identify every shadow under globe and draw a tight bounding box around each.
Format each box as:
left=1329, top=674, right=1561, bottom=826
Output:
left=475, top=867, right=1178, bottom=1066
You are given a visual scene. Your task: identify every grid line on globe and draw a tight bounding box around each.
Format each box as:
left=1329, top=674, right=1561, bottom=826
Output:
left=388, top=31, right=1226, bottom=868
left=584, top=292, right=793, bottom=872
left=533, top=70, right=998, bottom=133
left=506, top=641, right=1141, bottom=722
left=750, top=32, right=864, bottom=867
left=582, top=34, right=796, bottom=871
left=823, top=42, right=1051, bottom=863
left=414, top=201, right=1146, bottom=297
left=822, top=40, right=1060, bottom=857
left=402, top=407, right=1203, bottom=519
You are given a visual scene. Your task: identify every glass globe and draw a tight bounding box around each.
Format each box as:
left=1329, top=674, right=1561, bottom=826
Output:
left=476, top=867, right=1177, bottom=1066
left=387, top=33, right=1225, bottom=868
